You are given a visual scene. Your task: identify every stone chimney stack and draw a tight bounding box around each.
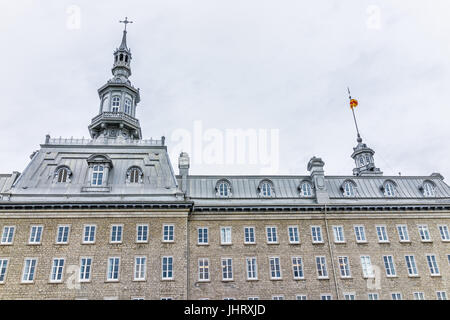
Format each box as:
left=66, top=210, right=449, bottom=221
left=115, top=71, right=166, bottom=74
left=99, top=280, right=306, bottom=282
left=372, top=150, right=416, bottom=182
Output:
left=307, top=156, right=329, bottom=204
left=178, top=152, right=190, bottom=193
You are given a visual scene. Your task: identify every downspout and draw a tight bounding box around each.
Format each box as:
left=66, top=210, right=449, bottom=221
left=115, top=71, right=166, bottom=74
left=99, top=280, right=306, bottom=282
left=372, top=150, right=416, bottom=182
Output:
left=186, top=207, right=190, bottom=300
left=323, top=204, right=340, bottom=300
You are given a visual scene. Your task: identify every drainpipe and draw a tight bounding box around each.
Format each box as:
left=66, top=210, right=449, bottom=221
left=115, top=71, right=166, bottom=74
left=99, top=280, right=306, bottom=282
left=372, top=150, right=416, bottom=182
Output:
left=323, top=204, right=340, bottom=300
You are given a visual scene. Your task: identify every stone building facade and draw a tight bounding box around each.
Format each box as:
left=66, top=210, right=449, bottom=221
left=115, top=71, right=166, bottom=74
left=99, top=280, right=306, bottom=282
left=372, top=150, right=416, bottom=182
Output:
left=0, top=23, right=449, bottom=300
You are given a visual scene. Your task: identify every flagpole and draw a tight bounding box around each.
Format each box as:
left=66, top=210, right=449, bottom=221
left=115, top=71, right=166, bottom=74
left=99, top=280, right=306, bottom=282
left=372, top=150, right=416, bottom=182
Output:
left=347, top=87, right=361, bottom=140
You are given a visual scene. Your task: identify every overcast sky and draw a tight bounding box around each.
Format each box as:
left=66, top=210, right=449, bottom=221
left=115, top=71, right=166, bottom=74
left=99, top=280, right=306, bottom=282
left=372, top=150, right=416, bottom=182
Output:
left=1, top=0, right=449, bottom=180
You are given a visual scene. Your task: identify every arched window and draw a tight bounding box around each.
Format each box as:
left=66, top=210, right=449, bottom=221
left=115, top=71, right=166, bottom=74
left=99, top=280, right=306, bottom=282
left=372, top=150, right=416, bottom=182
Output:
left=383, top=181, right=396, bottom=197
left=422, top=181, right=435, bottom=197
left=119, top=54, right=123, bottom=61
left=92, top=165, right=104, bottom=186
left=365, top=155, right=371, bottom=165
left=299, top=181, right=313, bottom=197
left=342, top=181, right=356, bottom=197
left=54, top=166, right=71, bottom=183
left=127, top=166, right=143, bottom=184
left=359, top=156, right=365, bottom=166
left=259, top=180, right=274, bottom=197
left=111, top=96, right=120, bottom=112
left=216, top=180, right=231, bottom=198
left=124, top=98, right=132, bottom=115
left=125, top=55, right=129, bottom=63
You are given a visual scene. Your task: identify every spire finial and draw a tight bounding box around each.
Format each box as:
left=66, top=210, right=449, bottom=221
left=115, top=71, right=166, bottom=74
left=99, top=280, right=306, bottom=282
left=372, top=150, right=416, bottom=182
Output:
left=347, top=87, right=362, bottom=142
left=119, top=17, right=133, bottom=31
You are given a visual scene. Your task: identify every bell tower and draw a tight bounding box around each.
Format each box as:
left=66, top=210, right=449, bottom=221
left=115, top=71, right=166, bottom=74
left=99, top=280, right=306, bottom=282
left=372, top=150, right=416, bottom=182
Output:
left=88, top=17, right=142, bottom=141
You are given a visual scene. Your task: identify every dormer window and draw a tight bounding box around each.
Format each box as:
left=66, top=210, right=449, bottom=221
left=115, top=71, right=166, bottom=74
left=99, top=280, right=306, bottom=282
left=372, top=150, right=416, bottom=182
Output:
left=92, top=165, right=104, bottom=186
left=382, top=181, right=396, bottom=197
left=342, top=180, right=356, bottom=197
left=258, top=180, right=274, bottom=198
left=422, top=181, right=436, bottom=197
left=216, top=180, right=232, bottom=198
left=299, top=181, right=313, bottom=197
left=127, top=166, right=143, bottom=184
left=54, top=166, right=72, bottom=183
left=111, top=96, right=120, bottom=112
left=124, top=98, right=132, bottom=115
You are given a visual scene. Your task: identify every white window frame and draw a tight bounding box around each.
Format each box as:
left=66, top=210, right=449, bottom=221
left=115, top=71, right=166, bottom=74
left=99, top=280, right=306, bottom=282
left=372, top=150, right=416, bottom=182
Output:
left=391, top=292, right=402, bottom=300
left=292, top=256, right=304, bottom=279
left=28, top=225, right=43, bottom=245
left=246, top=257, right=258, bottom=280
left=382, top=255, right=397, bottom=277
left=244, top=226, right=255, bottom=244
left=106, top=257, right=121, bottom=282
left=50, top=258, right=65, bottom=283
left=296, top=295, right=307, bottom=300
left=368, top=293, right=379, bottom=300
left=162, top=224, right=175, bottom=242
left=266, top=226, right=278, bottom=244
left=343, top=292, right=356, bottom=300
left=418, top=225, right=432, bottom=242
left=21, top=258, right=37, bottom=283
left=110, top=224, right=123, bottom=244
left=220, top=226, right=232, bottom=245
left=316, top=256, right=328, bottom=279
left=136, top=224, right=149, bottom=243
left=426, top=254, right=440, bottom=276
left=82, top=224, right=96, bottom=244
left=221, top=258, right=233, bottom=281
left=354, top=225, right=367, bottom=243
left=287, top=226, right=300, bottom=244
left=360, top=255, right=374, bottom=278
left=269, top=257, right=282, bottom=280
left=1, top=226, right=15, bottom=245
left=79, top=257, right=93, bottom=282
left=396, top=224, right=410, bottom=242
left=413, top=292, right=425, bottom=300
left=376, top=225, right=389, bottom=243
left=91, top=165, right=104, bottom=186
left=320, top=294, right=332, bottom=300
left=134, top=256, right=147, bottom=281
left=338, top=256, right=351, bottom=278
left=161, top=256, right=173, bottom=280
left=197, top=227, right=209, bottom=245
left=404, top=255, right=418, bottom=277
left=311, top=226, right=323, bottom=243
left=0, top=258, right=9, bottom=283
left=56, top=225, right=70, bottom=244
left=198, top=258, right=210, bottom=282
left=436, top=291, right=447, bottom=300
left=272, top=295, right=284, bottom=300
left=332, top=225, right=345, bottom=243
left=438, top=225, right=450, bottom=241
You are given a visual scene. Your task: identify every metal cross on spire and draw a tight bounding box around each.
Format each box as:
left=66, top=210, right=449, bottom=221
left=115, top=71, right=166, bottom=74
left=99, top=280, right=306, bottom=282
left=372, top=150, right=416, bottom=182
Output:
left=119, top=17, right=133, bottom=31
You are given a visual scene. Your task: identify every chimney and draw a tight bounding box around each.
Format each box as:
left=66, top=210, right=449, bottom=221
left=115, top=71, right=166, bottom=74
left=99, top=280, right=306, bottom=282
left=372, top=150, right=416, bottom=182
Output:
left=307, top=156, right=329, bottom=204
left=178, top=152, right=190, bottom=193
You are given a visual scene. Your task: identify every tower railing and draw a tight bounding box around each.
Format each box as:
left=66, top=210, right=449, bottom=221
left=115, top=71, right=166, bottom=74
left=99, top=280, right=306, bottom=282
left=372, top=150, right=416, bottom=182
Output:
left=45, top=136, right=165, bottom=146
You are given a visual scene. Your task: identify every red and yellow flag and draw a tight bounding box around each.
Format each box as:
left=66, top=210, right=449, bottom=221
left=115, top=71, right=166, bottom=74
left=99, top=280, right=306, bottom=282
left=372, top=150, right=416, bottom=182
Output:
left=350, top=98, right=358, bottom=109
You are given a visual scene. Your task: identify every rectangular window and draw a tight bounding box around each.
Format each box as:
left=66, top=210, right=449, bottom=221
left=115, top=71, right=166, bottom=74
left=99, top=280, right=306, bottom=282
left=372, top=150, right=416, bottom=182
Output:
left=418, top=225, right=431, bottom=241
left=272, top=295, right=284, bottom=300
left=198, top=258, right=209, bottom=281
left=56, top=225, right=70, bottom=244
left=288, top=226, right=300, bottom=244
left=397, top=225, right=409, bottom=242
left=134, top=256, right=147, bottom=281
left=220, top=226, right=232, bottom=245
left=376, top=225, right=389, bottom=242
left=436, top=291, right=447, bottom=300
left=1, top=226, right=15, bottom=244
left=344, top=293, right=356, bottom=300
left=29, top=225, right=43, bottom=244
left=266, top=226, right=278, bottom=244
left=79, top=257, right=92, bottom=282
left=405, top=255, right=418, bottom=276
left=162, top=256, right=173, bottom=280
left=438, top=225, right=450, bottom=241
left=292, top=257, right=304, bottom=279
left=221, top=258, right=233, bottom=281
left=311, top=226, right=323, bottom=243
left=50, top=258, right=65, bottom=282
left=391, top=293, right=402, bottom=300
left=83, top=225, right=96, bottom=243
left=107, top=257, right=120, bottom=281
left=360, top=255, right=374, bottom=278
left=333, top=226, right=345, bottom=243
left=368, top=293, right=379, bottom=300
left=163, top=225, right=174, bottom=242
left=338, top=256, right=351, bottom=278
left=197, top=227, right=208, bottom=245
left=383, top=255, right=396, bottom=277
left=426, top=254, right=440, bottom=275
left=248, top=297, right=259, bottom=300
left=244, top=227, right=255, bottom=244
left=321, top=294, right=332, bottom=300
left=110, top=225, right=123, bottom=243
left=269, top=257, right=282, bottom=279
left=296, top=295, right=307, bottom=300
left=246, top=257, right=258, bottom=280
left=316, top=256, right=328, bottom=278
left=0, top=259, right=8, bottom=283
left=354, top=225, right=366, bottom=242
left=22, top=258, right=37, bottom=283
left=136, top=224, right=148, bottom=243
left=413, top=292, right=425, bottom=300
